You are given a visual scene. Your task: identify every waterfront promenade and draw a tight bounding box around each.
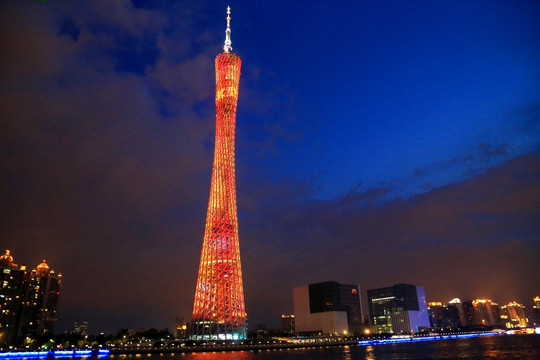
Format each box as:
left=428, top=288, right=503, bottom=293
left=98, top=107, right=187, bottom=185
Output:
left=0, top=331, right=523, bottom=358
left=109, top=331, right=503, bottom=355
left=110, top=339, right=358, bottom=355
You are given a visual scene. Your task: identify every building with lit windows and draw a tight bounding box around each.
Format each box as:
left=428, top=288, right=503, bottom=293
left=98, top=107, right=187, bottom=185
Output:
left=501, top=302, right=528, bottom=328
left=0, top=250, right=62, bottom=344
left=281, top=314, right=295, bottom=335
left=73, top=320, right=88, bottom=336
left=174, top=318, right=189, bottom=339
left=0, top=250, right=26, bottom=344
left=190, top=7, right=247, bottom=341
left=448, top=298, right=468, bottom=327
left=293, top=281, right=363, bottom=335
left=532, top=296, right=540, bottom=326
left=367, top=283, right=430, bottom=334
left=463, top=299, right=502, bottom=328
left=19, top=259, right=62, bottom=337
left=428, top=302, right=459, bottom=331
left=428, top=298, right=467, bottom=331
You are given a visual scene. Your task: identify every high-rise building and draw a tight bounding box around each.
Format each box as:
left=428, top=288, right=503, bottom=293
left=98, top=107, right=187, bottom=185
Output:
left=463, top=299, right=502, bottom=328
left=532, top=296, right=540, bottom=326
left=191, top=7, right=247, bottom=341
left=293, top=281, right=363, bottom=335
left=428, top=300, right=464, bottom=331
left=447, top=298, right=467, bottom=327
left=500, top=302, right=528, bottom=328
left=174, top=317, right=188, bottom=339
left=73, top=320, right=88, bottom=336
left=19, top=260, right=63, bottom=337
left=0, top=250, right=62, bottom=344
left=367, top=283, right=430, bottom=334
left=281, top=315, right=295, bottom=335
left=0, top=251, right=26, bottom=344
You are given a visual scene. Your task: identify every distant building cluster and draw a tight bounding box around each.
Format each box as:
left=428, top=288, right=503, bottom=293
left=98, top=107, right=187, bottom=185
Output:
left=291, top=280, right=539, bottom=336
left=0, top=250, right=62, bottom=344
left=72, top=320, right=89, bottom=336
left=428, top=297, right=539, bottom=331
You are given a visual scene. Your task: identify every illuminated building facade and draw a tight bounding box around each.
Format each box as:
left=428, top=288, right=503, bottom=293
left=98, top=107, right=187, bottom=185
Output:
left=428, top=302, right=458, bottom=331
left=448, top=298, right=468, bottom=327
left=19, top=260, right=63, bottom=337
left=427, top=298, right=466, bottom=331
left=0, top=250, right=62, bottom=344
left=191, top=7, right=247, bottom=341
left=500, top=302, right=528, bottom=328
left=533, top=296, right=540, bottom=326
left=367, top=283, right=430, bottom=334
left=174, top=317, right=188, bottom=339
left=281, top=314, right=295, bottom=335
left=463, top=299, right=502, bottom=328
left=73, top=320, right=88, bottom=336
left=0, top=251, right=26, bottom=344
left=293, top=281, right=363, bottom=335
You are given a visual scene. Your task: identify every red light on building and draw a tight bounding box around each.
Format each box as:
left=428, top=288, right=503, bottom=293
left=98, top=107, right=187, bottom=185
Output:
left=190, top=7, right=247, bottom=341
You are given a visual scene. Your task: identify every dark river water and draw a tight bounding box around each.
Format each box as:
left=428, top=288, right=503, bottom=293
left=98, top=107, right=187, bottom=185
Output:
left=111, top=334, right=540, bottom=360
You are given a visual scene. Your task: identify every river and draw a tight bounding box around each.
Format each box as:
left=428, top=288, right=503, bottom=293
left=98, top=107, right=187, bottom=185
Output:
left=110, top=334, right=540, bottom=360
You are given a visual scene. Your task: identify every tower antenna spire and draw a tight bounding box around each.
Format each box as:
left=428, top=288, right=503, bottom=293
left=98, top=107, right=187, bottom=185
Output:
left=224, top=6, right=232, bottom=53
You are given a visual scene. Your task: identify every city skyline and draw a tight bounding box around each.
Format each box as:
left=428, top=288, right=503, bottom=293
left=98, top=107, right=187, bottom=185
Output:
left=0, top=249, right=540, bottom=343
left=1, top=1, right=539, bottom=334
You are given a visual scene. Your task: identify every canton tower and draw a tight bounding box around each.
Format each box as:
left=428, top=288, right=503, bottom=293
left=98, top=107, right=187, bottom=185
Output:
left=191, top=7, right=247, bottom=341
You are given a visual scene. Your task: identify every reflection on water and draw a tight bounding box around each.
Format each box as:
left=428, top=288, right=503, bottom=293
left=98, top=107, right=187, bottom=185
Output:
left=108, top=335, right=540, bottom=360
left=186, top=351, right=254, bottom=360
left=342, top=345, right=351, bottom=360
left=365, top=345, right=376, bottom=360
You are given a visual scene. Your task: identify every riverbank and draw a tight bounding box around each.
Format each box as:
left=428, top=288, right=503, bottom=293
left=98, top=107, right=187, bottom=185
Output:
left=0, top=350, right=110, bottom=359
left=0, top=331, right=519, bottom=358
left=110, top=339, right=359, bottom=355
left=110, top=331, right=506, bottom=355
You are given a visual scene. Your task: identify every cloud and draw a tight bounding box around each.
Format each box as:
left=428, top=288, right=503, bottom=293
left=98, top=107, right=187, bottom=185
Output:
left=411, top=143, right=510, bottom=179
left=239, top=151, right=540, bottom=323
left=0, top=0, right=217, bottom=332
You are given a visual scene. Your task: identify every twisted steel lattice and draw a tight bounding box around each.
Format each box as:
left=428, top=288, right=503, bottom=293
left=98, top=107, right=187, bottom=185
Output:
left=191, top=51, right=246, bottom=340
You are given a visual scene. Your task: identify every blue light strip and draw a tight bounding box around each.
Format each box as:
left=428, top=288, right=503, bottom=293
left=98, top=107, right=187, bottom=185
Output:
left=358, top=332, right=499, bottom=346
left=0, top=350, right=110, bottom=359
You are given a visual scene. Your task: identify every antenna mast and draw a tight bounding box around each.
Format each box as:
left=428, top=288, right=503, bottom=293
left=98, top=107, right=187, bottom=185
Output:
left=224, top=6, right=232, bottom=53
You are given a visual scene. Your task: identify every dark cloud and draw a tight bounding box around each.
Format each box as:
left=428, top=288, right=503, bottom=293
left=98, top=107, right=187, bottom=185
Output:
left=411, top=143, right=510, bottom=180
left=239, top=152, right=540, bottom=325
left=1, top=0, right=214, bottom=333
left=477, top=143, right=509, bottom=160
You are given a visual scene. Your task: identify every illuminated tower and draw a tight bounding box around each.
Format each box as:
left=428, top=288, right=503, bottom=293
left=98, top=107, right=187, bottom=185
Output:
left=191, top=7, right=246, bottom=341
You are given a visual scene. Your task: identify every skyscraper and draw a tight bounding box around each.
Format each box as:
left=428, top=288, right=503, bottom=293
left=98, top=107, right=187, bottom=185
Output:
left=463, top=299, right=502, bottom=328
left=0, top=250, right=62, bottom=345
left=500, top=302, right=528, bottom=328
left=532, top=296, right=540, bottom=326
left=0, top=250, right=26, bottom=344
left=427, top=300, right=464, bottom=331
left=281, top=314, right=295, bottom=335
left=19, top=260, right=62, bottom=337
left=191, top=7, right=247, bottom=341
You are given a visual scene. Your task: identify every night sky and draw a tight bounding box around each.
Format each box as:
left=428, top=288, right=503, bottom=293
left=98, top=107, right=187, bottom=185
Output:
left=1, top=0, right=539, bottom=334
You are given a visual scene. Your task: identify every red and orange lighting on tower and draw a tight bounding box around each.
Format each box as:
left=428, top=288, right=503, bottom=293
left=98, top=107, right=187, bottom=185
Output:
left=190, top=7, right=247, bottom=341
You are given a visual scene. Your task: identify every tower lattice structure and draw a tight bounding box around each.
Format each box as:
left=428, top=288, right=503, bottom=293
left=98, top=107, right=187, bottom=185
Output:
left=191, top=7, right=247, bottom=341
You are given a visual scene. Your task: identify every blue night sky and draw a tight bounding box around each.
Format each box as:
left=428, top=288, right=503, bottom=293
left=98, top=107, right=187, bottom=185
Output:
left=1, top=0, right=539, bottom=334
